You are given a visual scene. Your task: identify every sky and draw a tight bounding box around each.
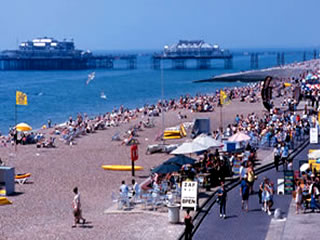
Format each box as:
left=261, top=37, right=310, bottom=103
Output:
left=0, top=0, right=319, bottom=51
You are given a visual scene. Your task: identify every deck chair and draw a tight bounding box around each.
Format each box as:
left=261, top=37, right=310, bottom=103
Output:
left=111, top=192, right=121, bottom=210
left=15, top=173, right=31, bottom=185
left=112, top=132, right=121, bottom=141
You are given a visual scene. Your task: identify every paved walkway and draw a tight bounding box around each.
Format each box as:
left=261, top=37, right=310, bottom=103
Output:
left=193, top=136, right=320, bottom=240
left=265, top=142, right=320, bottom=240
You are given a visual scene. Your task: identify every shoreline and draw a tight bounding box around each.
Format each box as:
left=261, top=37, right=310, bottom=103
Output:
left=194, top=59, right=318, bottom=83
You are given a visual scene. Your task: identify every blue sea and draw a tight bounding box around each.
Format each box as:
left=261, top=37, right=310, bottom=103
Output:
left=0, top=49, right=315, bottom=134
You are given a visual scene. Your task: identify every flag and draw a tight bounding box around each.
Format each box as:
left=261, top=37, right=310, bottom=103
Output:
left=16, top=91, right=28, bottom=105
left=220, top=90, right=228, bottom=105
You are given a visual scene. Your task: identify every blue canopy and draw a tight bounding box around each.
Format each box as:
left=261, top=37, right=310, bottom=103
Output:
left=164, top=155, right=196, bottom=166
left=151, top=163, right=181, bottom=174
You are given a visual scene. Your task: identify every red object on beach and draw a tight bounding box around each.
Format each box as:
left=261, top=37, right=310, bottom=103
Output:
left=131, top=144, right=138, bottom=161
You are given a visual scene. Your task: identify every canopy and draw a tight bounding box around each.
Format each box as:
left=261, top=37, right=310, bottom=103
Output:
left=170, top=141, right=207, bottom=155
left=193, top=134, right=223, bottom=149
left=16, top=123, right=32, bottom=132
left=151, top=163, right=181, bottom=174
left=308, top=150, right=320, bottom=159
left=300, top=163, right=310, bottom=172
left=164, top=155, right=196, bottom=166
left=228, top=132, right=251, bottom=142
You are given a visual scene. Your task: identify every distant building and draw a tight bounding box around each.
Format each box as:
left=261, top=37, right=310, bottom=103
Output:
left=163, top=40, right=229, bottom=57
left=1, top=37, right=91, bottom=58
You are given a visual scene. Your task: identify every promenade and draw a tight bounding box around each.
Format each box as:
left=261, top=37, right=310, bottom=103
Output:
left=193, top=130, right=320, bottom=240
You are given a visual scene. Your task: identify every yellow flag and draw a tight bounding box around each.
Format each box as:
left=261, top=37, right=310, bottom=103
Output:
left=16, top=91, right=28, bottom=105
left=220, top=90, right=227, bottom=105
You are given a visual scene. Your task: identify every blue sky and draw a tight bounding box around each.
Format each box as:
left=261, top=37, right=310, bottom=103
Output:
left=0, top=0, right=319, bottom=50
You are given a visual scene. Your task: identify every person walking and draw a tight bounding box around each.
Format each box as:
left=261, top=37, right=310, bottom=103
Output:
left=273, top=144, right=281, bottom=172
left=72, top=187, right=86, bottom=228
left=217, top=181, right=227, bottom=219
left=240, top=175, right=250, bottom=212
left=294, top=180, right=302, bottom=214
left=280, top=143, right=289, bottom=171
left=184, top=209, right=193, bottom=240
left=263, top=180, right=274, bottom=215
left=247, top=164, right=256, bottom=194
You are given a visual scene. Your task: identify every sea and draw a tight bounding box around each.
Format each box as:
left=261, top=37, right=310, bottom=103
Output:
left=0, top=49, right=316, bottom=134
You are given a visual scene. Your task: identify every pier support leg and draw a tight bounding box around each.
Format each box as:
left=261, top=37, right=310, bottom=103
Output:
left=173, top=59, right=185, bottom=69
left=281, top=52, right=285, bottom=65
left=152, top=58, right=161, bottom=69
left=250, top=53, right=258, bottom=69
left=197, top=59, right=210, bottom=69
left=224, top=58, right=233, bottom=69
left=303, top=51, right=306, bottom=62
left=127, top=59, right=136, bottom=69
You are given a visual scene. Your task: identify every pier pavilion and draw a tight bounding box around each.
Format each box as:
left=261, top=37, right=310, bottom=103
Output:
left=0, top=37, right=137, bottom=70
left=152, top=40, right=233, bottom=69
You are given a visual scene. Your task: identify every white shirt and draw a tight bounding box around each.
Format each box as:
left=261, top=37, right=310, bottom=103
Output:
left=73, top=193, right=80, bottom=209
left=120, top=184, right=129, bottom=196
left=239, top=166, right=247, bottom=178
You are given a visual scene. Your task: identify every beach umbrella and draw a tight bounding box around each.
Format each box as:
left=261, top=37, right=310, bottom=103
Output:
left=300, top=163, right=310, bottom=172
left=228, top=132, right=251, bottom=142
left=151, top=163, right=181, bottom=174
left=170, top=141, right=207, bottom=155
left=193, top=134, right=223, bottom=149
left=15, top=122, right=32, bottom=132
left=164, top=155, right=196, bottom=166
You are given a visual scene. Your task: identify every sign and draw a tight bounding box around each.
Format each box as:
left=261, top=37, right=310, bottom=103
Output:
left=277, top=178, right=284, bottom=195
left=181, top=181, right=198, bottom=210
left=310, top=128, right=318, bottom=144
left=284, top=170, right=294, bottom=195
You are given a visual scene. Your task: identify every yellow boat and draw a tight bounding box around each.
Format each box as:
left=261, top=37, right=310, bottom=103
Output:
left=15, top=173, right=31, bottom=179
left=101, top=165, right=144, bottom=171
left=0, top=197, right=12, bottom=205
left=0, top=189, right=6, bottom=196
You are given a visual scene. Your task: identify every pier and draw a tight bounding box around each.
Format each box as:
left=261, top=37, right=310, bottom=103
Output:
left=152, top=40, right=233, bottom=69
left=248, top=50, right=318, bottom=69
left=0, top=37, right=137, bottom=70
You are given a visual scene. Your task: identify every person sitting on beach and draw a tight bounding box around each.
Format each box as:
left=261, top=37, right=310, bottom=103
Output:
left=119, top=180, right=129, bottom=198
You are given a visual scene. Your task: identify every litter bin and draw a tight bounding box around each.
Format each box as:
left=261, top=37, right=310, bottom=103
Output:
left=167, top=204, right=180, bottom=223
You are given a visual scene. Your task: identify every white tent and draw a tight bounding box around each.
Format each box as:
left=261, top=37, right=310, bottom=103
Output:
left=300, top=163, right=310, bottom=172
left=170, top=142, right=207, bottom=155
left=193, top=134, right=223, bottom=149
left=308, top=150, right=320, bottom=159
left=228, top=132, right=251, bottom=142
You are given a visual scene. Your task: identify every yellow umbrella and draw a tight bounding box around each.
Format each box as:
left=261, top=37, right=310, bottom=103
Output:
left=16, top=123, right=32, bottom=132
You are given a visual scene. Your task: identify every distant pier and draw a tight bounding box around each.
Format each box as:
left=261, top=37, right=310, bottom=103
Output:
left=0, top=37, right=137, bottom=70
left=152, top=40, right=233, bottom=69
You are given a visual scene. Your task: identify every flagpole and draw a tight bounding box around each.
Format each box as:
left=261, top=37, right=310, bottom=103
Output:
left=161, top=59, right=165, bottom=145
left=15, top=93, right=17, bottom=152
left=220, top=104, right=223, bottom=133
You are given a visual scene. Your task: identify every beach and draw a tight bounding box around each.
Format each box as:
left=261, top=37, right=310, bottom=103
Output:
left=0, top=60, right=319, bottom=239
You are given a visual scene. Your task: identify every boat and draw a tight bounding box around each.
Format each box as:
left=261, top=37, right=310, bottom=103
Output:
left=0, top=197, right=12, bottom=205
left=101, top=165, right=144, bottom=171
left=100, top=91, right=107, bottom=99
left=15, top=173, right=31, bottom=179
